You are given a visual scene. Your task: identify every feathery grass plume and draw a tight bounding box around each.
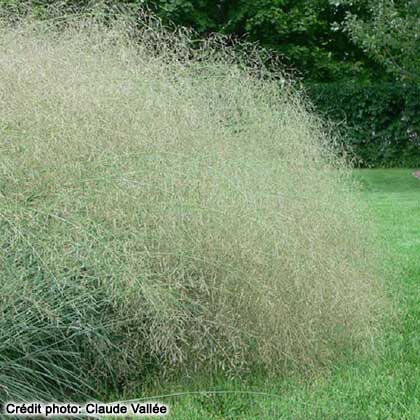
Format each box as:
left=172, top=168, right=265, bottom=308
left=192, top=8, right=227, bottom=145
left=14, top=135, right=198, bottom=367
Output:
left=0, top=8, right=385, bottom=403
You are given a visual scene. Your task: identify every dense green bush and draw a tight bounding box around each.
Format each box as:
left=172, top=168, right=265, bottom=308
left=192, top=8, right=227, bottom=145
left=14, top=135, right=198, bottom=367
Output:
left=308, top=82, right=420, bottom=167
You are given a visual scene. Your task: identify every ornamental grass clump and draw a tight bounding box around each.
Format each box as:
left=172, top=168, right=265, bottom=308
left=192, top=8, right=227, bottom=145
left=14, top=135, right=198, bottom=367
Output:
left=0, top=11, right=385, bottom=403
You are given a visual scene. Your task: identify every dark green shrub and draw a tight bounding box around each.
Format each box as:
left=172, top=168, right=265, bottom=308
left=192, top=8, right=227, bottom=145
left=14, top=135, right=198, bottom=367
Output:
left=307, top=82, right=420, bottom=167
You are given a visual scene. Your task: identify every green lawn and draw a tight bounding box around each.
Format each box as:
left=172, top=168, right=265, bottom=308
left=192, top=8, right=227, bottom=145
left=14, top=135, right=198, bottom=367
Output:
left=105, top=169, right=420, bottom=419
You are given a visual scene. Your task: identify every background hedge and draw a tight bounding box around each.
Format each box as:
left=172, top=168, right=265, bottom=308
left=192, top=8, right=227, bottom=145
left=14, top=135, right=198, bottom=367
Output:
left=308, top=82, right=420, bottom=168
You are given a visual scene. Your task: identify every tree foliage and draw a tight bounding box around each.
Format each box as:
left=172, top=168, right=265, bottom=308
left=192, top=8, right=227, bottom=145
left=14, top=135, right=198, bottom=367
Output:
left=143, top=0, right=380, bottom=81
left=0, top=0, right=387, bottom=82
left=334, top=0, right=420, bottom=82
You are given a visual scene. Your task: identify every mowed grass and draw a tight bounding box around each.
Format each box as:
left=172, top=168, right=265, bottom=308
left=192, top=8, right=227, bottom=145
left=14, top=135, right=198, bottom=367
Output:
left=105, top=169, right=420, bottom=419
